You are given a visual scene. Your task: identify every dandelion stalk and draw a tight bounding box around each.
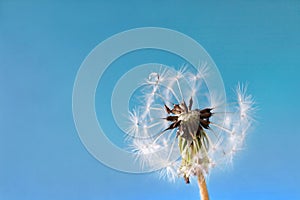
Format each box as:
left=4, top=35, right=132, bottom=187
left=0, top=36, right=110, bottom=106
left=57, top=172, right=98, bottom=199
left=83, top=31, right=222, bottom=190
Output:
left=197, top=172, right=209, bottom=200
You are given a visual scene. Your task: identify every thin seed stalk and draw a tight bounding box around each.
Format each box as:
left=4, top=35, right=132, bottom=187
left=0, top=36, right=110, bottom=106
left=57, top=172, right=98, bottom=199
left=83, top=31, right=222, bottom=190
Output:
left=197, top=172, right=209, bottom=200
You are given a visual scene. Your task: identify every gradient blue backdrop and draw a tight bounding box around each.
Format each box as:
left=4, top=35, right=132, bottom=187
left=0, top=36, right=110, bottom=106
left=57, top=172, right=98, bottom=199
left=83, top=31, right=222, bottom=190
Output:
left=1, top=1, right=300, bottom=199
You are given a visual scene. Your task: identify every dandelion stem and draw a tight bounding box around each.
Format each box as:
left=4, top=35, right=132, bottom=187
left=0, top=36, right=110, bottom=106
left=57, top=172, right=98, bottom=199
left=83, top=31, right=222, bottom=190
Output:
left=197, top=172, right=209, bottom=200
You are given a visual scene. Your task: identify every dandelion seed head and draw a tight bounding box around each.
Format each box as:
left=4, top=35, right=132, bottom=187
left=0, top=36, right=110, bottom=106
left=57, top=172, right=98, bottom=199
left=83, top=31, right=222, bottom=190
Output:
left=127, top=64, right=255, bottom=183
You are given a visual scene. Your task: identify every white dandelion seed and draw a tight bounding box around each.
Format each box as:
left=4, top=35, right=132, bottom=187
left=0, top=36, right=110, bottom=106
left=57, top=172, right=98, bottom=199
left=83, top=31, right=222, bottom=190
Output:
left=125, top=109, right=141, bottom=139
left=158, top=160, right=181, bottom=182
left=236, top=83, right=256, bottom=122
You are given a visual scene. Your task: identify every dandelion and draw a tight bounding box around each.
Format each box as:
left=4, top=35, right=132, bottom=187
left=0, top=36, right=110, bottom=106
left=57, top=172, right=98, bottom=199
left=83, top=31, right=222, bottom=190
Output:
left=126, top=64, right=255, bottom=200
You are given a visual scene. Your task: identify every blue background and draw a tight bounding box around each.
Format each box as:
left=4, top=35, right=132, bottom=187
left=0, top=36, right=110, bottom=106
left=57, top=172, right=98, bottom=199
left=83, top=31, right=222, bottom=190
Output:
left=1, top=1, right=300, bottom=199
